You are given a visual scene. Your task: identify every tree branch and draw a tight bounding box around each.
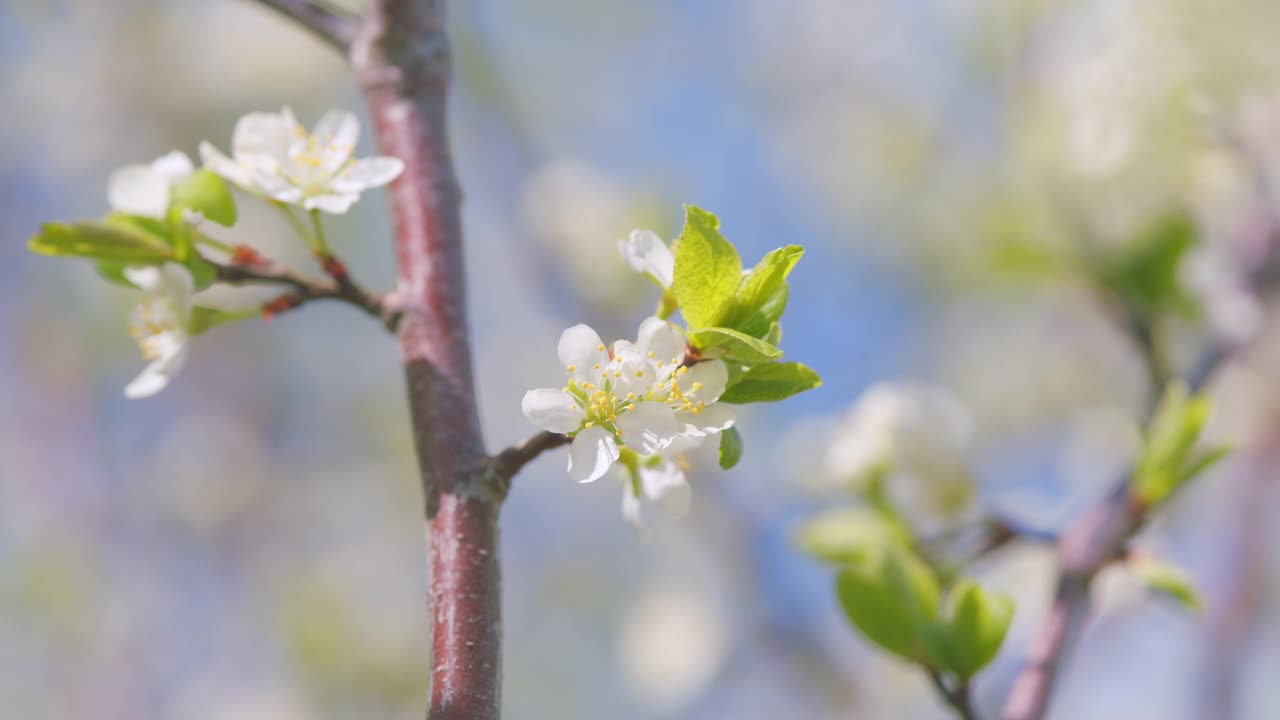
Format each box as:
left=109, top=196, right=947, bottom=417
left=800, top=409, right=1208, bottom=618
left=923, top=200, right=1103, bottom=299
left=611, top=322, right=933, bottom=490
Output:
left=488, top=431, right=571, bottom=483
left=352, top=3, right=499, bottom=719
left=250, top=0, right=359, bottom=51
left=209, top=253, right=399, bottom=332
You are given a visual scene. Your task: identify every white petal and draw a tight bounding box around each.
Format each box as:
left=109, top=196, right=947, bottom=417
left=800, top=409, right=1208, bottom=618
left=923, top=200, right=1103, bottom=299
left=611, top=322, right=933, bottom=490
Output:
left=232, top=109, right=297, bottom=162
left=679, top=360, right=729, bottom=403
left=567, top=425, right=619, bottom=483
left=522, top=388, right=583, bottom=433
left=637, top=316, right=686, bottom=369
left=124, top=335, right=188, bottom=399
left=557, top=324, right=610, bottom=384
left=677, top=404, right=735, bottom=436
left=610, top=341, right=652, bottom=395
left=149, top=151, right=194, bottom=183
left=621, top=481, right=647, bottom=537
left=639, top=461, right=691, bottom=517
left=108, top=164, right=169, bottom=219
left=199, top=141, right=256, bottom=189
left=330, top=156, right=405, bottom=193
left=156, top=263, right=196, bottom=313
left=303, top=193, right=359, bottom=214
left=312, top=110, right=360, bottom=152
left=123, top=265, right=162, bottom=291
left=620, top=229, right=675, bottom=287
left=616, top=401, right=682, bottom=455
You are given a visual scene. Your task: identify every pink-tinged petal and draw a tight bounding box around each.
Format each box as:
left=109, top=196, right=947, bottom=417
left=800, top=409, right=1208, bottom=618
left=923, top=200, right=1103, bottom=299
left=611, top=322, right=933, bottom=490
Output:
left=331, top=157, right=404, bottom=192
left=616, top=401, right=681, bottom=455
left=522, top=388, right=583, bottom=434
left=567, top=425, right=619, bottom=483
left=557, top=324, right=610, bottom=384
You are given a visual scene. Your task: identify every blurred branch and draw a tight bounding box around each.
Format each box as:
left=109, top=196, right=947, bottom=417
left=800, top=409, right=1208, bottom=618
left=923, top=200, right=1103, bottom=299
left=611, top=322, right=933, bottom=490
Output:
left=209, top=252, right=399, bottom=332
left=489, top=432, right=570, bottom=483
left=249, top=0, right=359, bottom=51
left=929, top=670, right=979, bottom=720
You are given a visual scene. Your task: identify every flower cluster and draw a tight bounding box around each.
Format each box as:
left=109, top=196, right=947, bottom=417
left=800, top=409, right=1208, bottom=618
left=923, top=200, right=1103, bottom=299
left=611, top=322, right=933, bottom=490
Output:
left=85, top=108, right=404, bottom=397
left=522, top=316, right=735, bottom=531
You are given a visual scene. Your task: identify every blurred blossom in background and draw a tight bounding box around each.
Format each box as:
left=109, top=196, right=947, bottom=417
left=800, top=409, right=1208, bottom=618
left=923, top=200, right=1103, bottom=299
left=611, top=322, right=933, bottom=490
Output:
left=4, top=1, right=1280, bottom=718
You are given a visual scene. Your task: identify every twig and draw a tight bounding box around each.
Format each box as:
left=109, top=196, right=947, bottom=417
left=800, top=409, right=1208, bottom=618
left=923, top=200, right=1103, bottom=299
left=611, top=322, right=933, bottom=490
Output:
left=928, top=669, right=980, bottom=720
left=209, top=253, right=400, bottom=332
left=249, top=0, right=359, bottom=51
left=489, top=431, right=571, bottom=483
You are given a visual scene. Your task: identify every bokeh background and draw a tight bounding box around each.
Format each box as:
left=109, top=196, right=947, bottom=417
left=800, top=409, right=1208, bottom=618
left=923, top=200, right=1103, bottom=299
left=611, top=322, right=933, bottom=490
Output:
left=4, top=1, right=1280, bottom=718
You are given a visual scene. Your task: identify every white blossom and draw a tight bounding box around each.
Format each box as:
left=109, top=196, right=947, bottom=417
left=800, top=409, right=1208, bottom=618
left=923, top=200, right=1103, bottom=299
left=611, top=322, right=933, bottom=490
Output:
left=826, top=382, right=974, bottom=521
left=123, top=263, right=194, bottom=398
left=522, top=317, right=735, bottom=483
left=619, top=229, right=676, bottom=288
left=200, top=107, right=403, bottom=214
left=620, top=456, right=692, bottom=536
left=107, top=151, right=194, bottom=219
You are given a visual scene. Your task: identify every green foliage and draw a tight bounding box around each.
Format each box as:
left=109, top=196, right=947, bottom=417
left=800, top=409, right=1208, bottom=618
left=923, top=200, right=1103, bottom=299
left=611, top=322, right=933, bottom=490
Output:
left=1133, top=381, right=1230, bottom=506
left=835, top=543, right=942, bottom=664
left=28, top=220, right=174, bottom=263
left=672, top=206, right=742, bottom=329
left=718, top=426, right=743, bottom=469
left=688, top=326, right=783, bottom=363
left=724, top=245, right=803, bottom=337
left=795, top=506, right=910, bottom=566
left=719, top=361, right=821, bottom=403
left=1131, top=557, right=1203, bottom=612
left=928, top=579, right=1015, bottom=679
left=169, top=169, right=238, bottom=227
left=1096, top=212, right=1196, bottom=317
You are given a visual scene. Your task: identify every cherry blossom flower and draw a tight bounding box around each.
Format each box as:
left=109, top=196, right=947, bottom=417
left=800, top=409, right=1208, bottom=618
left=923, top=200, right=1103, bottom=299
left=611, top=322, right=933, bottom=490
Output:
left=200, top=107, right=403, bottom=214
left=123, top=263, right=194, bottom=398
left=619, top=229, right=675, bottom=288
left=107, top=151, right=194, bottom=219
left=620, top=455, right=692, bottom=536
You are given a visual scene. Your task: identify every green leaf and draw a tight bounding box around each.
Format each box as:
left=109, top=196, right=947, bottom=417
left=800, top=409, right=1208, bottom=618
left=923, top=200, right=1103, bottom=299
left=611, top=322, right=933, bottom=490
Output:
left=724, top=246, right=803, bottom=336
left=719, top=361, right=821, bottom=404
left=796, top=506, right=910, bottom=566
left=1179, top=445, right=1231, bottom=487
left=29, top=221, right=174, bottom=263
left=169, top=169, right=237, bottom=226
left=1130, top=558, right=1202, bottom=612
left=188, top=306, right=255, bottom=335
left=935, top=579, right=1015, bottom=679
left=1097, top=212, right=1196, bottom=316
left=672, top=205, right=743, bottom=329
left=835, top=544, right=941, bottom=664
left=718, top=426, right=743, bottom=469
left=1134, top=381, right=1218, bottom=505
left=688, top=326, right=783, bottom=364
left=183, top=255, right=218, bottom=291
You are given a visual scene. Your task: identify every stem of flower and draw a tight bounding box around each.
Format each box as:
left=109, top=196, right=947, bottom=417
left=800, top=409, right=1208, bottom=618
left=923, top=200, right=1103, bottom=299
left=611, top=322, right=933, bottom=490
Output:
left=194, top=232, right=235, bottom=255
left=274, top=202, right=319, bottom=252
left=309, top=208, right=333, bottom=255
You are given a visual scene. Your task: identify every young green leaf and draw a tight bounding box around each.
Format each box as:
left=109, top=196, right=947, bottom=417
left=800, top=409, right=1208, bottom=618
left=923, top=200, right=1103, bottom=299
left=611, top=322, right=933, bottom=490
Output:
left=672, top=206, right=742, bottom=329
left=1133, top=381, right=1219, bottom=505
left=688, top=326, right=783, bottom=364
left=835, top=544, right=941, bottom=664
left=1097, top=212, right=1197, bottom=316
left=796, top=506, right=910, bottom=566
left=1130, top=558, right=1202, bottom=612
left=188, top=306, right=255, bottom=335
left=719, top=361, right=821, bottom=404
left=724, top=246, right=803, bottom=336
left=29, top=221, right=174, bottom=263
left=718, top=426, right=743, bottom=469
left=169, top=169, right=238, bottom=227
left=936, top=579, right=1015, bottom=679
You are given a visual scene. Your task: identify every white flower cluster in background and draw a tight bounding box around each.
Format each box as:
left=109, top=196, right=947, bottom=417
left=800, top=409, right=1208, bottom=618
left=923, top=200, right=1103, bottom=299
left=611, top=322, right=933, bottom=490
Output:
left=826, top=381, right=975, bottom=527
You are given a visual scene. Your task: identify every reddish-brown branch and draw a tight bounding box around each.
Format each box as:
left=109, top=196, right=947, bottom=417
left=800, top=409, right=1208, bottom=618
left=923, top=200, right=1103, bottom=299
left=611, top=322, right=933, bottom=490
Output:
left=352, top=3, right=500, bottom=719
left=490, top=432, right=571, bottom=483
left=210, top=252, right=399, bottom=331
